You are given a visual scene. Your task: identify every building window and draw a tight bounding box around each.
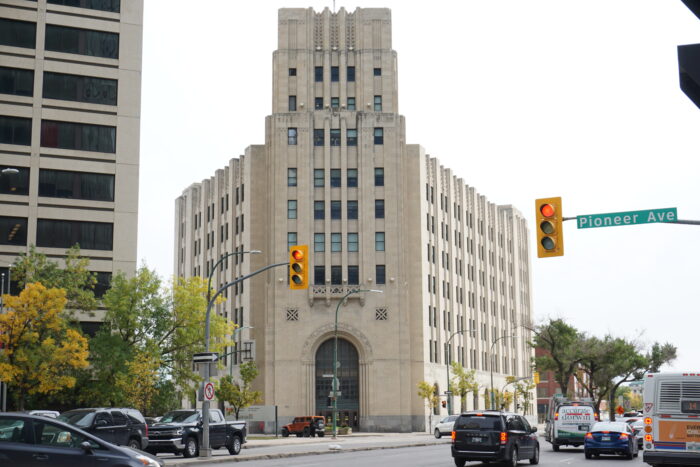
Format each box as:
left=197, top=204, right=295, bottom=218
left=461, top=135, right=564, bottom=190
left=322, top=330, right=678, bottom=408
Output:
left=315, top=97, right=323, bottom=110
left=0, top=67, right=34, bottom=97
left=288, top=95, right=297, bottom=111
left=330, top=129, right=341, bottom=146
left=289, top=67, right=297, bottom=76
left=347, top=200, right=358, bottom=220
left=0, top=19, right=36, bottom=49
left=374, top=127, right=384, bottom=145
left=347, top=97, right=356, bottom=110
left=314, top=66, right=323, bottom=82
left=93, top=271, right=112, bottom=298
left=347, top=129, right=357, bottom=147
left=41, top=120, right=116, bottom=153
left=0, top=216, right=28, bottom=245
left=331, top=233, right=341, bottom=252
left=330, top=169, right=341, bottom=187
left=37, top=219, right=113, bottom=250
left=314, top=129, right=324, bottom=146
left=0, top=166, right=29, bottom=195
left=376, top=265, right=386, bottom=284
left=348, top=265, right=359, bottom=285
left=347, top=66, right=355, bottom=82
left=375, top=199, right=385, bottom=219
left=43, top=72, right=117, bottom=105
left=39, top=169, right=114, bottom=201
left=374, top=95, right=382, bottom=111
left=47, top=0, right=120, bottom=13
left=287, top=168, right=297, bottom=187
left=374, top=167, right=384, bottom=186
left=0, top=116, right=32, bottom=146
left=348, top=233, right=358, bottom=252
left=347, top=169, right=358, bottom=188
left=314, top=201, right=324, bottom=220
left=314, top=169, right=324, bottom=187
left=287, top=232, right=297, bottom=250
left=314, top=233, right=325, bottom=252
left=331, top=66, right=339, bottom=82
left=331, top=266, right=342, bottom=285
left=45, top=24, right=119, bottom=59
left=375, top=232, right=385, bottom=251
left=312, top=265, right=325, bottom=285
left=331, top=97, right=339, bottom=109
left=288, top=128, right=297, bottom=145
left=374, top=67, right=381, bottom=76
left=330, top=201, right=341, bottom=220
left=287, top=200, right=297, bottom=219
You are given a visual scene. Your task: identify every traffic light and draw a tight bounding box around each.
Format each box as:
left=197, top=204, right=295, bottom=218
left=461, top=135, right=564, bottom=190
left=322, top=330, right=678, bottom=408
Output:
left=534, top=371, right=540, bottom=385
left=535, top=197, right=564, bottom=258
left=678, top=1, right=700, bottom=109
left=441, top=400, right=447, bottom=408
left=289, top=245, right=308, bottom=289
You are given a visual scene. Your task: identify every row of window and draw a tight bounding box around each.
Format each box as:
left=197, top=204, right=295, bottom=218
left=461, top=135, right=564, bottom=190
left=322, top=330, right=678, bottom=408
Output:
left=288, top=127, right=383, bottom=146
left=0, top=18, right=119, bottom=59
left=32, top=0, right=121, bottom=13
left=0, top=216, right=113, bottom=250
left=0, top=115, right=116, bottom=153
left=0, top=166, right=114, bottom=201
left=0, top=66, right=118, bottom=106
left=287, top=167, right=384, bottom=188
left=192, top=186, right=245, bottom=230
left=300, top=66, right=381, bottom=82
left=289, top=95, right=382, bottom=112
left=309, top=264, right=386, bottom=285
left=287, top=199, right=385, bottom=220
left=287, top=230, right=385, bottom=253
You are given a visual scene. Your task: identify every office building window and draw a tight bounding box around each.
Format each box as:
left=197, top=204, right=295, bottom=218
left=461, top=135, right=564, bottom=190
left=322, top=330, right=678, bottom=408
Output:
left=287, top=200, right=297, bottom=219
left=330, top=129, right=340, bottom=146
left=331, top=97, right=339, bottom=109
left=0, top=67, right=34, bottom=97
left=0, top=166, right=29, bottom=195
left=347, top=200, right=358, bottom=220
left=375, top=199, right=385, bottom=219
left=314, top=265, right=325, bottom=285
left=314, top=169, right=324, bottom=187
left=41, top=120, right=116, bottom=153
left=375, top=167, right=384, bottom=186
left=314, top=233, right=325, bottom=252
left=347, top=97, right=356, bottom=110
left=0, top=116, right=31, bottom=146
left=331, top=265, right=342, bottom=285
left=288, top=128, right=297, bottom=145
left=288, top=95, right=296, bottom=111
left=0, top=19, right=36, bottom=49
left=348, top=265, right=359, bottom=285
left=314, top=201, right=324, bottom=220
left=47, top=0, right=120, bottom=13
left=314, top=66, right=323, bottom=82
left=45, top=24, right=119, bottom=59
left=39, top=169, right=114, bottom=201
left=37, top=219, right=113, bottom=250
left=330, top=201, right=341, bottom=219
left=287, top=168, right=297, bottom=187
left=330, top=169, right=341, bottom=187
left=331, top=66, right=339, bottom=82
left=315, top=97, right=323, bottom=110
left=374, top=67, right=381, bottom=76
left=93, top=271, right=112, bottom=298
left=374, top=95, right=382, bottom=111
left=43, top=72, right=117, bottom=105
left=374, top=127, right=384, bottom=145
left=0, top=216, right=28, bottom=245
left=347, top=169, right=358, bottom=188
left=343, top=129, right=357, bottom=149
left=331, top=233, right=341, bottom=252
left=287, top=232, right=297, bottom=250
left=347, top=66, right=355, bottom=82
left=289, top=67, right=297, bottom=76
left=314, top=129, right=324, bottom=146
left=375, top=232, right=385, bottom=251
left=348, top=233, right=358, bottom=252
left=376, top=265, right=386, bottom=284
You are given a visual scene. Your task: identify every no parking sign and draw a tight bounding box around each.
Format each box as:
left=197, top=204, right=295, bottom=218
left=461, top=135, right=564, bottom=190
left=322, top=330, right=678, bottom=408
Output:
left=204, top=381, right=215, bottom=401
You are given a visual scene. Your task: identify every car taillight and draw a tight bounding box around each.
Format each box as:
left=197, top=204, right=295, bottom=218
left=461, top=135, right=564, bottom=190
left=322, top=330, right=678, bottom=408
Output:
left=500, top=432, right=507, bottom=445
left=451, top=431, right=456, bottom=442
left=554, top=412, right=558, bottom=421
left=594, top=412, right=599, bottom=421
left=619, top=433, right=629, bottom=440
left=585, top=432, right=593, bottom=439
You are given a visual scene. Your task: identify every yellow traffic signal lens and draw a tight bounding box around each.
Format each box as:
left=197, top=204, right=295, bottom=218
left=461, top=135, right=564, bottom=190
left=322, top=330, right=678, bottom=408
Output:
left=291, top=263, right=302, bottom=273
left=540, top=220, right=555, bottom=235
left=540, top=203, right=555, bottom=217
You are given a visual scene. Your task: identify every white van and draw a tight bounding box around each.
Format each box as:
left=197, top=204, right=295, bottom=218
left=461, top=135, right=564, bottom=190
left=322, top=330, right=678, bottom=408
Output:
left=547, top=402, right=598, bottom=451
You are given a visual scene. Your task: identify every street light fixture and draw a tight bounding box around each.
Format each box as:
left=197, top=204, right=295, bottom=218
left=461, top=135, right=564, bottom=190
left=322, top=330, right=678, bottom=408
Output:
left=445, top=328, right=476, bottom=415
left=207, top=250, right=261, bottom=304
left=490, top=334, right=517, bottom=410
left=331, top=288, right=383, bottom=439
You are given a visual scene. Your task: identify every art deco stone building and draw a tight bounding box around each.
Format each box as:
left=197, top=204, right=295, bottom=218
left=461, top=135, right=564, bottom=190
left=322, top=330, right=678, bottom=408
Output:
left=0, top=0, right=142, bottom=333
left=175, top=7, right=534, bottom=432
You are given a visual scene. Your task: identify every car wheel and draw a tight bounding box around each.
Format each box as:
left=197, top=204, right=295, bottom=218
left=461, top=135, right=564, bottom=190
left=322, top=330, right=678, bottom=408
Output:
left=454, top=457, right=466, bottom=467
left=281, top=428, right=289, bottom=437
left=303, top=427, right=310, bottom=437
left=584, top=450, right=592, bottom=459
left=317, top=432, right=325, bottom=437
left=296, top=432, right=302, bottom=437
left=228, top=435, right=242, bottom=455
left=183, top=437, right=198, bottom=458
left=127, top=438, right=141, bottom=450
left=552, top=443, right=560, bottom=452
left=435, top=428, right=442, bottom=439
left=530, top=444, right=540, bottom=465
left=508, top=446, right=518, bottom=467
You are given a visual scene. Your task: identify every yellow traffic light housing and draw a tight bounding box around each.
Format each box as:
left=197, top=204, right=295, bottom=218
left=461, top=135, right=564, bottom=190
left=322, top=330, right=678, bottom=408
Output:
left=535, top=197, right=564, bottom=258
left=289, top=245, right=309, bottom=289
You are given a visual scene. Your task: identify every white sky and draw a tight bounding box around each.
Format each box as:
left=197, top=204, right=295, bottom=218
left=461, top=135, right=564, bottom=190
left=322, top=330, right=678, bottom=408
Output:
left=139, top=1, right=700, bottom=372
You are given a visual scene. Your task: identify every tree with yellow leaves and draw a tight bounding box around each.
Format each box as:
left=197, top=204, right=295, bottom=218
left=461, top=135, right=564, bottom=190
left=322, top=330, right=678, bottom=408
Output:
left=115, top=351, right=161, bottom=414
left=0, top=283, right=89, bottom=410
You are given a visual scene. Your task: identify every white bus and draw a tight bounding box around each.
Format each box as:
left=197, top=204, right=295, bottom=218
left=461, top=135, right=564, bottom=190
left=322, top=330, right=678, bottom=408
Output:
left=642, top=372, right=700, bottom=466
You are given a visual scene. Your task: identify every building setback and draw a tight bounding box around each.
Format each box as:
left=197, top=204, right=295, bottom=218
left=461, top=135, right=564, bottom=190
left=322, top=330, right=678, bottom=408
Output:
left=0, top=0, right=143, bottom=333
left=175, top=7, right=534, bottom=432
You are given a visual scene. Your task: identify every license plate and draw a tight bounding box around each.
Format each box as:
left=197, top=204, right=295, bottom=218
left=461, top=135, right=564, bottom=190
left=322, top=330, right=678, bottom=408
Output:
left=471, top=437, right=483, bottom=443
left=579, top=425, right=589, bottom=431
left=602, top=436, right=610, bottom=441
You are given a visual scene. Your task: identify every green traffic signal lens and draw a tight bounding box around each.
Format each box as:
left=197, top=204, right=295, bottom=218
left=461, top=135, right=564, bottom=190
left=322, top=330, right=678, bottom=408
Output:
left=540, top=221, right=555, bottom=235
left=541, top=236, right=555, bottom=250
left=291, top=275, right=303, bottom=285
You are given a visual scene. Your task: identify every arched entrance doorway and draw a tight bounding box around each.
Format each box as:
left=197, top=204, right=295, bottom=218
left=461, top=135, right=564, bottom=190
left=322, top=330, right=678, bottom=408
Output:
left=315, top=338, right=360, bottom=430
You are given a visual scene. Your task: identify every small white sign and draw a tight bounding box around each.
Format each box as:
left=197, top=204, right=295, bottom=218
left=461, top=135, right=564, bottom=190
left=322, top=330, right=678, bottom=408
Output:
left=204, top=381, right=215, bottom=401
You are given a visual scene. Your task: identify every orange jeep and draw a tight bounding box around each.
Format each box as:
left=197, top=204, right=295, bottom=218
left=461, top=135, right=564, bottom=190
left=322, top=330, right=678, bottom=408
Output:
left=281, top=416, right=326, bottom=437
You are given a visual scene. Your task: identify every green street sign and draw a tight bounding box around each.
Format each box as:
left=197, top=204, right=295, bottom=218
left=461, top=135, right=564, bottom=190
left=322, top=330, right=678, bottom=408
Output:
left=577, top=207, right=677, bottom=229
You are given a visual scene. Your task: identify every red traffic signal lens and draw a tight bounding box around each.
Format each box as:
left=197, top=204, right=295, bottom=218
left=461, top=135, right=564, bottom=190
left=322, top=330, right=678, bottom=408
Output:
left=540, top=203, right=555, bottom=217
left=291, top=249, right=304, bottom=261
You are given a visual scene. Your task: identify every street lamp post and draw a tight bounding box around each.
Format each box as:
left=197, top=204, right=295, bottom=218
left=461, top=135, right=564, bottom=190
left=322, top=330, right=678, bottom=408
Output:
left=218, top=326, right=253, bottom=378
left=489, top=334, right=517, bottom=410
left=331, top=288, right=382, bottom=439
left=445, top=328, right=476, bottom=415
left=0, top=264, right=10, bottom=412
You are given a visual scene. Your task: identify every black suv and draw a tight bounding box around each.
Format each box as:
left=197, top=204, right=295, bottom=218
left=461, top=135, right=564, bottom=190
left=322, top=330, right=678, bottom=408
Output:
left=58, top=408, right=148, bottom=450
left=451, top=411, right=539, bottom=467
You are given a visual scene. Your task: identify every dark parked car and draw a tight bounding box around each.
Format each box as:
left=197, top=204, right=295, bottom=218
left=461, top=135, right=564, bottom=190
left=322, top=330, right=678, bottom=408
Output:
left=451, top=411, right=540, bottom=467
left=584, top=421, right=639, bottom=459
left=0, top=413, right=163, bottom=467
left=58, top=408, right=148, bottom=450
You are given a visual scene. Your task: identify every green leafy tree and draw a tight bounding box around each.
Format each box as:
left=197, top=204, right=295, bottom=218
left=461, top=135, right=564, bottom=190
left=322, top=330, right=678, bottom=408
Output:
left=217, top=361, right=262, bottom=419
left=529, top=318, right=584, bottom=397
left=417, top=381, right=439, bottom=432
left=450, top=362, right=478, bottom=413
left=115, top=351, right=161, bottom=414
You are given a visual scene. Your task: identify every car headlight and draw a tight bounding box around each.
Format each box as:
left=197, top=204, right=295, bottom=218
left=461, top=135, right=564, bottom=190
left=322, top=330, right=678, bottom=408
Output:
left=174, top=428, right=184, bottom=435
left=134, top=454, right=161, bottom=466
